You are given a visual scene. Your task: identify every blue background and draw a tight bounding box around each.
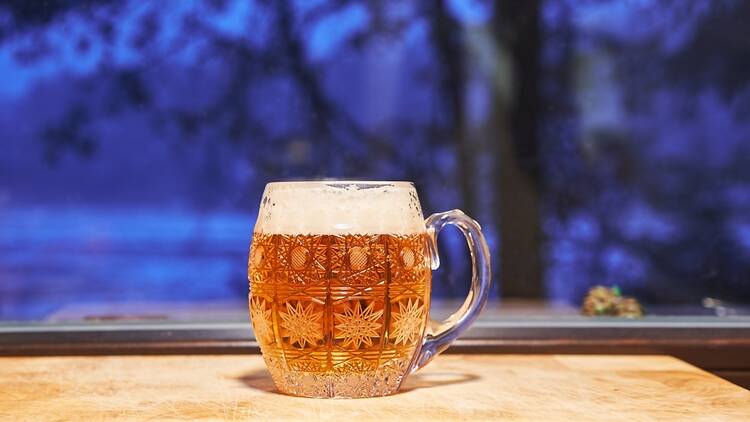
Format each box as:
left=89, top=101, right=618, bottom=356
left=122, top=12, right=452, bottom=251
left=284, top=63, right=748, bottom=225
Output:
left=2, top=0, right=750, bottom=320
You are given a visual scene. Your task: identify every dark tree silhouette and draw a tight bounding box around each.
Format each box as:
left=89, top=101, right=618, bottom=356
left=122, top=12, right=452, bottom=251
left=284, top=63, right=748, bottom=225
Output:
left=489, top=0, right=544, bottom=298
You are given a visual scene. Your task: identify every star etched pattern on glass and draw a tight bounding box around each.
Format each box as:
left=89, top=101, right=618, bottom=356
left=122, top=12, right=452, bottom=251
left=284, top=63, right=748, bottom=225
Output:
left=334, top=301, right=384, bottom=349
left=249, top=297, right=273, bottom=343
left=391, top=298, right=425, bottom=346
left=248, top=232, right=430, bottom=398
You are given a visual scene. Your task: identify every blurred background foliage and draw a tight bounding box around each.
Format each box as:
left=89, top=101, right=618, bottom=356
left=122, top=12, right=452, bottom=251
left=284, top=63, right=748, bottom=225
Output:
left=1, top=0, right=750, bottom=320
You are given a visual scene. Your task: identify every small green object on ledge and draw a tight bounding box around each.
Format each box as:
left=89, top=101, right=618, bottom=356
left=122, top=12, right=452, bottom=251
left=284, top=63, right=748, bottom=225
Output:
left=581, top=285, right=645, bottom=318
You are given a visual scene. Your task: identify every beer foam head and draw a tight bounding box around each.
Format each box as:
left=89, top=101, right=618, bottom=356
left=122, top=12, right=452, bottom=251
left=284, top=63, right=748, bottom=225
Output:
left=254, top=181, right=425, bottom=235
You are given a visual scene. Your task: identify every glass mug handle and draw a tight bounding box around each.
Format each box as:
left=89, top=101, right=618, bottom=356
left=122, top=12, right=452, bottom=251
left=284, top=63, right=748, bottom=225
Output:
left=412, top=209, right=492, bottom=371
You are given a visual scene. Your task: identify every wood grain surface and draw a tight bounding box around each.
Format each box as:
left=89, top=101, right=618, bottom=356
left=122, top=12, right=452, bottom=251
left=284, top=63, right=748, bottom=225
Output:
left=0, top=354, right=747, bottom=421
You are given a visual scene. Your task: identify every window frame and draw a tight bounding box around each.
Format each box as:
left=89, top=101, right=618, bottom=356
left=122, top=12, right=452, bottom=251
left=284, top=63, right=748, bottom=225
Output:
left=2, top=319, right=749, bottom=375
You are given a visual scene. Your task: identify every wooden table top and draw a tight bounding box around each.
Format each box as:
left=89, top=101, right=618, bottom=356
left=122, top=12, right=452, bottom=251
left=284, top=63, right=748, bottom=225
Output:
left=0, top=354, right=748, bottom=421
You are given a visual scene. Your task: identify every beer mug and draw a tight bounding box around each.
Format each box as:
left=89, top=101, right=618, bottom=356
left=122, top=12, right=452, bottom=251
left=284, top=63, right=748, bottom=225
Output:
left=248, top=181, right=491, bottom=398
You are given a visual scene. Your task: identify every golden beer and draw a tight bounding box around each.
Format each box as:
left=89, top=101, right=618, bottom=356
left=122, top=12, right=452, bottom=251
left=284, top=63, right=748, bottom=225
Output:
left=249, top=232, right=430, bottom=397
left=248, top=181, right=491, bottom=398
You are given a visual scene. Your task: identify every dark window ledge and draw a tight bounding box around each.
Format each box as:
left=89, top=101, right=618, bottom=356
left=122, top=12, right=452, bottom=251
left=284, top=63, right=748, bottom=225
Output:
left=2, top=318, right=750, bottom=374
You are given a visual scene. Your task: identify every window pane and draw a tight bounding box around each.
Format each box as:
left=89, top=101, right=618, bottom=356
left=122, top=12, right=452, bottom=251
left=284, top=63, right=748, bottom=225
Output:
left=1, top=1, right=749, bottom=324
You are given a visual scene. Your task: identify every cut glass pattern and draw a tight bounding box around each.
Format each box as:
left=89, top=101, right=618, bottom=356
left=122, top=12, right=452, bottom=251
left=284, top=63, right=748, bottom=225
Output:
left=248, top=232, right=430, bottom=398
left=391, top=298, right=425, bottom=346
left=249, top=297, right=273, bottom=343
left=334, top=300, right=384, bottom=349
left=279, top=301, right=324, bottom=348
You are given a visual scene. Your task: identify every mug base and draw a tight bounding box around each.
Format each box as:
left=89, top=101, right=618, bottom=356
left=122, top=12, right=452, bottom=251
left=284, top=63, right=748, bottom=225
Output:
left=269, top=367, right=406, bottom=399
